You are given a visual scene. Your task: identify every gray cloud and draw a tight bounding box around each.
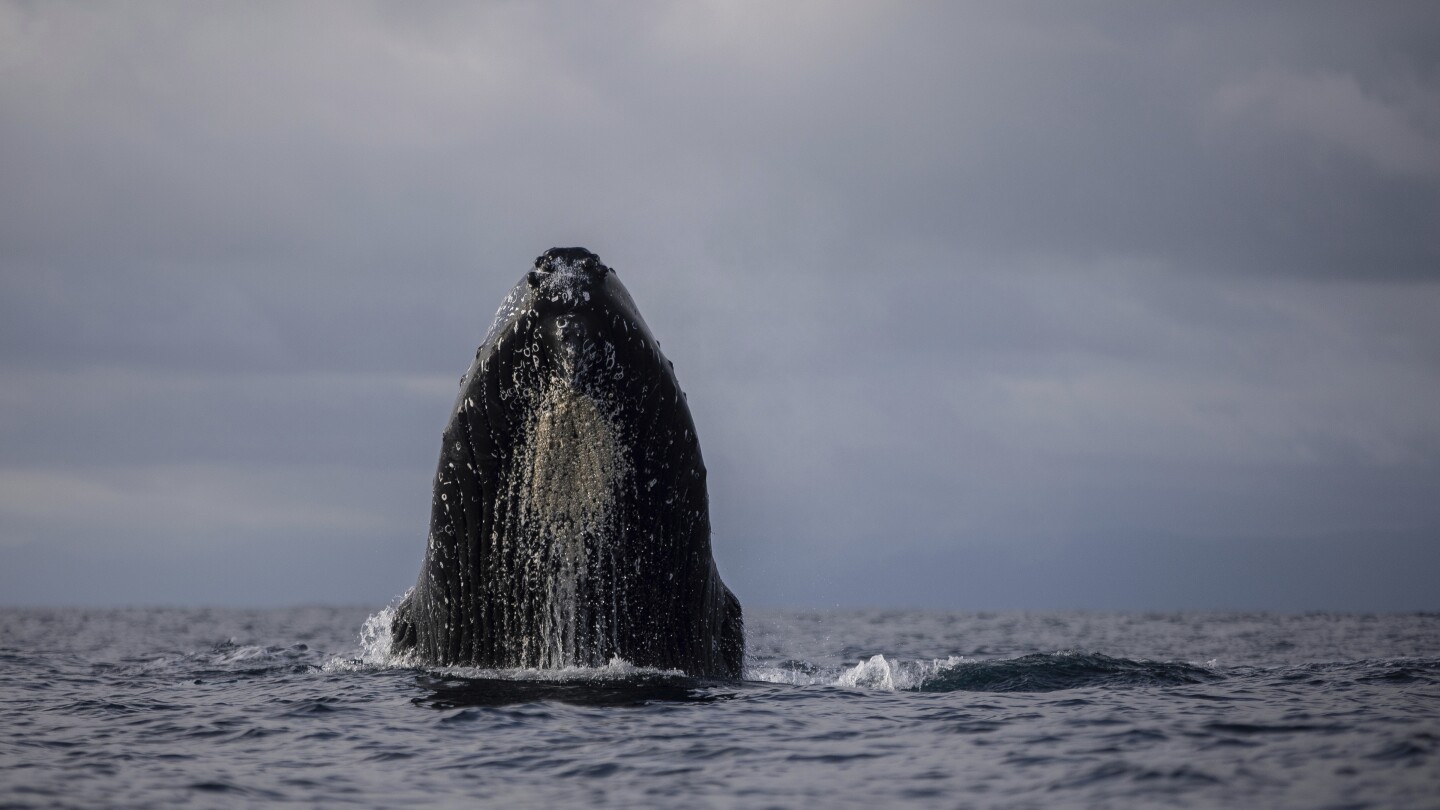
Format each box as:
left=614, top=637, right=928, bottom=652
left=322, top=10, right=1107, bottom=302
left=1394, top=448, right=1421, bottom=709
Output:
left=2, top=2, right=1438, bottom=609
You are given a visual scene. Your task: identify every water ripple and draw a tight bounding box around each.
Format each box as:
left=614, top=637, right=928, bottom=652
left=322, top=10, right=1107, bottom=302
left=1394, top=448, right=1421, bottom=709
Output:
left=2, top=607, right=1438, bottom=808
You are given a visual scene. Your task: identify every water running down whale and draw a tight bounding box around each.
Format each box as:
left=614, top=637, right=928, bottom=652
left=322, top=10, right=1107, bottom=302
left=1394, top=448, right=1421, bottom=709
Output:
left=392, top=248, right=744, bottom=678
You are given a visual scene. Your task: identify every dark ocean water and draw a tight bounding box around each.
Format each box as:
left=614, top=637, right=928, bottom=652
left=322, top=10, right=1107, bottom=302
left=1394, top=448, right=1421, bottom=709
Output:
left=1, top=607, right=1437, bottom=808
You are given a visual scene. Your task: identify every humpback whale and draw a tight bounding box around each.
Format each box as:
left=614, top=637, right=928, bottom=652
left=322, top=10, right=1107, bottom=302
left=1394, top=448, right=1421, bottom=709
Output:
left=392, top=248, right=744, bottom=678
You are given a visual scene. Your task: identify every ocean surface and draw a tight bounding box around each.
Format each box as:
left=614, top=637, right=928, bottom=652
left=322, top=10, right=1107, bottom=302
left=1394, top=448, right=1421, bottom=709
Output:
left=2, top=607, right=1437, bottom=808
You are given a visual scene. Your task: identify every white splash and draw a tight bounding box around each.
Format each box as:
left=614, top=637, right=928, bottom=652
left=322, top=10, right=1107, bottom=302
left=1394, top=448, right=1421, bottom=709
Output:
left=324, top=596, right=424, bottom=671
left=837, top=654, right=899, bottom=690
left=356, top=603, right=397, bottom=665
left=747, top=655, right=971, bottom=691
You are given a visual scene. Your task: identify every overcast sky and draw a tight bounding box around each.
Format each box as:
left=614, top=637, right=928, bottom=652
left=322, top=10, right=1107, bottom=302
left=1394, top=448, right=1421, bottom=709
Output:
left=3, top=2, right=1438, bottom=611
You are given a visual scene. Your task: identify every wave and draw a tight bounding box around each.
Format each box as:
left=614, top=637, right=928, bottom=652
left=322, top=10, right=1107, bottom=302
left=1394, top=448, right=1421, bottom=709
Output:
left=84, top=639, right=323, bottom=681
left=753, top=652, right=1219, bottom=693
left=914, top=652, right=1220, bottom=692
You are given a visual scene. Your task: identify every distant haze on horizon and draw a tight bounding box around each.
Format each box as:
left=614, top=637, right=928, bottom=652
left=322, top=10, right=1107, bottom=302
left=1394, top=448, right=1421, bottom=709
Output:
left=2, top=2, right=1438, bottom=611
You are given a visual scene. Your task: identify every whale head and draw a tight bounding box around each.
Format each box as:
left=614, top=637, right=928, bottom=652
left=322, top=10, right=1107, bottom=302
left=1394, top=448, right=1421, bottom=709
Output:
left=395, top=248, right=743, bottom=677
left=473, top=247, right=663, bottom=403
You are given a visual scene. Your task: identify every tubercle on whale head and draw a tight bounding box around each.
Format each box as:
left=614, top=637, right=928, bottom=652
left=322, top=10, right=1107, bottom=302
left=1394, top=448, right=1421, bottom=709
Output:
left=526, top=247, right=612, bottom=291
left=513, top=248, right=650, bottom=339
left=535, top=246, right=609, bottom=274
left=473, top=249, right=662, bottom=394
left=483, top=248, right=626, bottom=348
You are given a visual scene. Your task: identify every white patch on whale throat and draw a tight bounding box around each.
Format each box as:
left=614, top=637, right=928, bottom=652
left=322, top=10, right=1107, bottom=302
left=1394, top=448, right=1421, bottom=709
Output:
left=510, top=379, right=632, bottom=668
